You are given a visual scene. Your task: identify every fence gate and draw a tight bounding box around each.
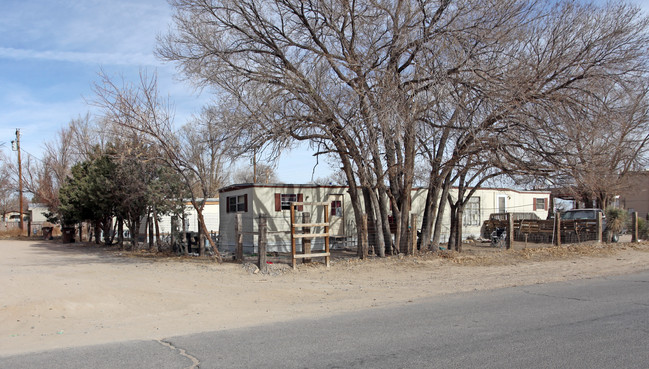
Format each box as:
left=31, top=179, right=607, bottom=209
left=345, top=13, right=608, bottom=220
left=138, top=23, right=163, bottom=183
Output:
left=290, top=202, right=330, bottom=269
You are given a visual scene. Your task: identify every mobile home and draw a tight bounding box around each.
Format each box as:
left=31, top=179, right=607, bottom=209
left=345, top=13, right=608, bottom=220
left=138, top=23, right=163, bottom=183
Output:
left=218, top=183, right=550, bottom=253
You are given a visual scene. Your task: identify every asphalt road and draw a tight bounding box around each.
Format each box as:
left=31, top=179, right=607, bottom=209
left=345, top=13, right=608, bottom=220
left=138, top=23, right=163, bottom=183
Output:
left=2, top=270, right=648, bottom=369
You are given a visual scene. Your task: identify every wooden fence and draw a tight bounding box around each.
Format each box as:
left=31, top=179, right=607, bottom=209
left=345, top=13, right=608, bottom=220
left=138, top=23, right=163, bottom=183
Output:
left=483, top=214, right=603, bottom=245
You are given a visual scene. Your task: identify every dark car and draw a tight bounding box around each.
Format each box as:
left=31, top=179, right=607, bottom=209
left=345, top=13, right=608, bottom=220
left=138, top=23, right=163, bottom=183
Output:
left=561, top=208, right=608, bottom=235
left=560, top=208, right=604, bottom=221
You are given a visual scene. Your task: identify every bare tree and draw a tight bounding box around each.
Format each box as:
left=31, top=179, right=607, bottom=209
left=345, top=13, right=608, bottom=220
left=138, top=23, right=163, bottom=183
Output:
left=157, top=0, right=468, bottom=257
left=20, top=126, right=77, bottom=217
left=417, top=1, right=649, bottom=250
left=550, top=84, right=649, bottom=208
left=93, top=70, right=231, bottom=259
left=157, top=0, right=649, bottom=256
left=0, top=151, right=16, bottom=220
left=232, top=163, right=279, bottom=184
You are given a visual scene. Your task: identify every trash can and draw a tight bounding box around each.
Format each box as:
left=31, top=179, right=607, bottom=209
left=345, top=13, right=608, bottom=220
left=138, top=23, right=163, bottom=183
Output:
left=42, top=227, right=53, bottom=240
left=62, top=227, right=76, bottom=243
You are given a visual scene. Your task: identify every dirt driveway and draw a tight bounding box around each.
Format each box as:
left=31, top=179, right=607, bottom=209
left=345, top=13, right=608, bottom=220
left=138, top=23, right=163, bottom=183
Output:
left=2, top=239, right=649, bottom=356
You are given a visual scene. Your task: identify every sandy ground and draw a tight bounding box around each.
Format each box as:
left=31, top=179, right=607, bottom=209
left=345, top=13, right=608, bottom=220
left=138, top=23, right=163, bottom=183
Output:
left=2, top=239, right=649, bottom=356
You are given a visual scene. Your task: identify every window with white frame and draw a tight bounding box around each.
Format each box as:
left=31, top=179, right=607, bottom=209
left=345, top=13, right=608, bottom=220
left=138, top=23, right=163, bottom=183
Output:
left=281, top=194, right=297, bottom=210
left=534, top=198, right=547, bottom=211
left=463, top=197, right=481, bottom=226
left=274, top=193, right=304, bottom=211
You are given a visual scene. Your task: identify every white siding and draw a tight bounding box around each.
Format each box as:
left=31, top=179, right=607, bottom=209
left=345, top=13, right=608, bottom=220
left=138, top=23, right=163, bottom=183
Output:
left=219, top=185, right=353, bottom=253
left=29, top=204, right=50, bottom=223
left=410, top=187, right=550, bottom=241
left=155, top=200, right=220, bottom=235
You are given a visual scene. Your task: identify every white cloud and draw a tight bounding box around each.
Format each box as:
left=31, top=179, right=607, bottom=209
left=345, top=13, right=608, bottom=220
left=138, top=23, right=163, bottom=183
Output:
left=0, top=0, right=169, bottom=65
left=0, top=47, right=159, bottom=66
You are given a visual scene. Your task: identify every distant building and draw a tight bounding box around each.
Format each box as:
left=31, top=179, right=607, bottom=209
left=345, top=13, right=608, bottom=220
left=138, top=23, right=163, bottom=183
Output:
left=2, top=210, right=29, bottom=223
left=619, top=171, right=649, bottom=219
left=29, top=203, right=52, bottom=236
left=30, top=203, right=50, bottom=223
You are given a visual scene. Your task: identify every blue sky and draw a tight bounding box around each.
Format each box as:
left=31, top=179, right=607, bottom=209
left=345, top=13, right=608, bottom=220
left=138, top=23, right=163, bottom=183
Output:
left=1, top=0, right=648, bottom=185
left=0, top=0, right=333, bottom=184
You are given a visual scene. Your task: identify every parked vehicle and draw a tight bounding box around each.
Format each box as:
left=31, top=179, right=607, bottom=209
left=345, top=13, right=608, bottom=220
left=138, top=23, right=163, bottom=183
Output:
left=560, top=208, right=604, bottom=221
left=488, top=212, right=540, bottom=221
left=562, top=208, right=614, bottom=241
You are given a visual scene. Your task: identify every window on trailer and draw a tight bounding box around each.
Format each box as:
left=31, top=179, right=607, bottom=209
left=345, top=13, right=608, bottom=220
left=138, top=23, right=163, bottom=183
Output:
left=281, top=194, right=297, bottom=210
left=534, top=198, right=548, bottom=211
left=331, top=200, right=342, bottom=216
left=463, top=197, right=480, bottom=226
left=275, top=193, right=303, bottom=211
left=226, top=194, right=248, bottom=213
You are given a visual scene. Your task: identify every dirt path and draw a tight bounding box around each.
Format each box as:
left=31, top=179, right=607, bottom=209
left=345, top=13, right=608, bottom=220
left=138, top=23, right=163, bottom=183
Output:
left=2, top=239, right=649, bottom=356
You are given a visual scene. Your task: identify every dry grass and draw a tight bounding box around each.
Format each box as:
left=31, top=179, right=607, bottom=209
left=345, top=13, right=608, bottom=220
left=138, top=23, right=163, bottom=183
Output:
left=95, top=240, right=649, bottom=270
left=415, top=241, right=649, bottom=267
left=8, top=235, right=649, bottom=271
left=0, top=229, right=27, bottom=239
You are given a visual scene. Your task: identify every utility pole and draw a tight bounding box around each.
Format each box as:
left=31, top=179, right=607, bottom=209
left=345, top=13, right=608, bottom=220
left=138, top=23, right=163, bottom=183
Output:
left=12, top=129, right=24, bottom=235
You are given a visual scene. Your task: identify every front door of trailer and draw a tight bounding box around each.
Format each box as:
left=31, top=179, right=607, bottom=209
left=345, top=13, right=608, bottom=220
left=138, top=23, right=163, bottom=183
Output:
left=329, top=195, right=344, bottom=236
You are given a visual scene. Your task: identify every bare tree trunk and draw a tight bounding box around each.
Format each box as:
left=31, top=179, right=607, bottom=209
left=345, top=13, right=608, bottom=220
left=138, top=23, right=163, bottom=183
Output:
left=130, top=219, right=139, bottom=250
left=397, top=127, right=417, bottom=254
left=420, top=181, right=442, bottom=251
left=350, top=188, right=369, bottom=259
left=118, top=217, right=124, bottom=250
left=432, top=174, right=452, bottom=247
left=378, top=192, right=393, bottom=256
left=148, top=213, right=154, bottom=251
left=447, top=197, right=458, bottom=251
left=154, top=209, right=161, bottom=252
left=370, top=191, right=386, bottom=257
left=181, top=216, right=188, bottom=256
left=196, top=210, right=206, bottom=256
left=392, top=204, right=402, bottom=255
left=362, top=187, right=376, bottom=255
left=110, top=219, right=117, bottom=245
left=455, top=207, right=464, bottom=252
left=196, top=208, right=219, bottom=259
left=103, top=217, right=114, bottom=246
left=95, top=221, right=102, bottom=244
left=364, top=187, right=386, bottom=257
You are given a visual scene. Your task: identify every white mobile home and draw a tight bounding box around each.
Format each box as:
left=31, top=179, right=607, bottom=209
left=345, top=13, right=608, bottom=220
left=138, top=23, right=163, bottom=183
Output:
left=146, top=198, right=220, bottom=236
left=218, top=183, right=550, bottom=253
left=410, top=187, right=550, bottom=240
left=219, top=184, right=353, bottom=253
